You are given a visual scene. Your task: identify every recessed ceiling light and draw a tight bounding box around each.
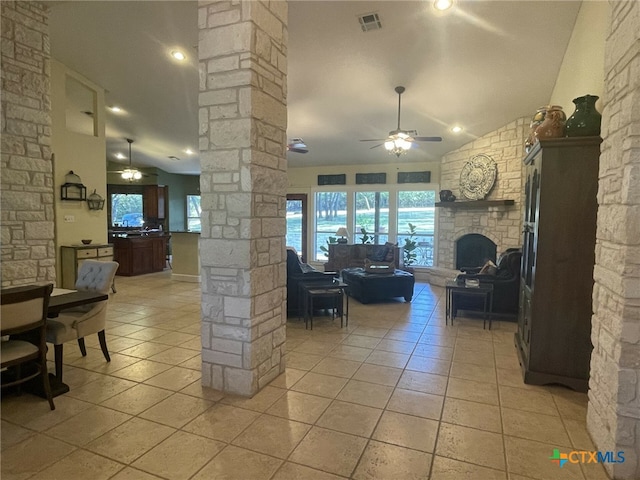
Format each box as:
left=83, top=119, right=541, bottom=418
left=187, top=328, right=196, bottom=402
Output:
left=115, top=153, right=126, bottom=159
left=109, top=106, right=122, bottom=113
left=434, top=0, right=454, bottom=11
left=171, top=50, right=186, bottom=61
left=451, top=125, right=463, bottom=133
left=184, top=148, right=194, bottom=155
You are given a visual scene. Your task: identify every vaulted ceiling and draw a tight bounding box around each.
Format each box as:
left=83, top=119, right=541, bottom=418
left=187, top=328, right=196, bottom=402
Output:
left=48, top=1, right=582, bottom=175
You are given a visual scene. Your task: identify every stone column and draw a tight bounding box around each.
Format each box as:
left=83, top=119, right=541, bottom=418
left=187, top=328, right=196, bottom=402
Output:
left=587, top=2, right=640, bottom=479
left=1, top=1, right=56, bottom=287
left=198, top=0, right=288, bottom=396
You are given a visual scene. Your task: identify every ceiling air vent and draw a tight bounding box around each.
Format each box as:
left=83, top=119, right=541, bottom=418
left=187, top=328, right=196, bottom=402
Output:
left=358, top=13, right=381, bottom=32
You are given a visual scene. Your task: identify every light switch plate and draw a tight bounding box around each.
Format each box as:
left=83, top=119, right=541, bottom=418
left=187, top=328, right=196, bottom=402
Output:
left=64, top=215, right=75, bottom=223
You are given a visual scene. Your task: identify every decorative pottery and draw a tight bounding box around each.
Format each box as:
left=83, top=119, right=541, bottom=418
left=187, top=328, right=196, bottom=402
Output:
left=81, top=239, right=92, bottom=245
left=525, top=106, right=547, bottom=153
left=439, top=190, right=456, bottom=202
left=459, top=154, right=497, bottom=200
left=534, top=105, right=566, bottom=139
left=565, top=95, right=601, bottom=137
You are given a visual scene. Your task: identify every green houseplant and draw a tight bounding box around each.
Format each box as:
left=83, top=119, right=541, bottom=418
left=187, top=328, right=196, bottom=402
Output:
left=319, top=236, right=337, bottom=258
left=403, top=223, right=418, bottom=269
left=359, top=227, right=373, bottom=244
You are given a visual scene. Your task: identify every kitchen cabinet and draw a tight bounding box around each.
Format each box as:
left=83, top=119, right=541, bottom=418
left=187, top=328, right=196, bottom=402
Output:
left=144, top=185, right=167, bottom=220
left=515, top=136, right=601, bottom=392
left=112, top=234, right=168, bottom=276
left=60, top=244, right=114, bottom=289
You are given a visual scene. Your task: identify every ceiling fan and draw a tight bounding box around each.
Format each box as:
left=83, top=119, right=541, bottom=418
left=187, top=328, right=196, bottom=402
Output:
left=360, top=86, right=442, bottom=157
left=107, top=138, right=156, bottom=181
left=287, top=138, right=309, bottom=154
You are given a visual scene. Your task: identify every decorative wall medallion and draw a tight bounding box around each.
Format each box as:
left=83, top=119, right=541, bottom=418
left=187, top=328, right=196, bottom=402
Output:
left=459, top=154, right=497, bottom=200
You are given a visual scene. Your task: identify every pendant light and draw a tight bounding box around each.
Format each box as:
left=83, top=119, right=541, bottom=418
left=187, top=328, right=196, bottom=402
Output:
left=121, top=138, right=142, bottom=181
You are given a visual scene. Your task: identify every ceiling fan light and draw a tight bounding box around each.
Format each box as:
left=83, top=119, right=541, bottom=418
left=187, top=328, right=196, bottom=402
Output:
left=384, top=140, right=395, bottom=151
left=434, top=0, right=454, bottom=11
left=398, top=138, right=412, bottom=150
left=121, top=170, right=133, bottom=180
left=133, top=171, right=142, bottom=180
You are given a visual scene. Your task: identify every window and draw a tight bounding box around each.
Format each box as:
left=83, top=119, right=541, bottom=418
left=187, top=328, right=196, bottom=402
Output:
left=111, top=193, right=143, bottom=227
left=397, top=191, right=436, bottom=267
left=355, top=191, right=389, bottom=244
left=186, top=195, right=201, bottom=232
left=314, top=191, right=346, bottom=261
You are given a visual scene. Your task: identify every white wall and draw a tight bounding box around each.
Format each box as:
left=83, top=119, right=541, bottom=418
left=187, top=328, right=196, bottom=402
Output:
left=51, top=60, right=107, bottom=284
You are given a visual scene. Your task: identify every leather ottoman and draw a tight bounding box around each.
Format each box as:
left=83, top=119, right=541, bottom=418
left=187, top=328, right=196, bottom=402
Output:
left=341, top=268, right=415, bottom=304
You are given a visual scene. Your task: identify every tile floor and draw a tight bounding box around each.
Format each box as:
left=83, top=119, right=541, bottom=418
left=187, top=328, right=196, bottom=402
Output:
left=1, top=272, right=610, bottom=480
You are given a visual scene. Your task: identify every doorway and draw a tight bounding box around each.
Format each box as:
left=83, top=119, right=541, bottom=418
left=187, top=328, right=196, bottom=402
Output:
left=286, top=194, right=307, bottom=261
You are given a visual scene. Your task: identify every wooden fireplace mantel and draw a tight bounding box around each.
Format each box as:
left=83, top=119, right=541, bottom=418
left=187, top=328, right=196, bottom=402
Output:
left=435, top=199, right=515, bottom=209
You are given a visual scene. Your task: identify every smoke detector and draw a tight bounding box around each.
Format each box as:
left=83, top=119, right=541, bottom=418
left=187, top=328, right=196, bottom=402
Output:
left=358, top=13, right=382, bottom=32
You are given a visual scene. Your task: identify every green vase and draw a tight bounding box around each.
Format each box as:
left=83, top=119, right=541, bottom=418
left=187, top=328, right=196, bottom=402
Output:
left=565, top=95, right=601, bottom=137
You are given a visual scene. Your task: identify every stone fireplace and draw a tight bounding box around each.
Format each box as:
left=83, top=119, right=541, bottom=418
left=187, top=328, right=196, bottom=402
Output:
left=456, top=233, right=497, bottom=270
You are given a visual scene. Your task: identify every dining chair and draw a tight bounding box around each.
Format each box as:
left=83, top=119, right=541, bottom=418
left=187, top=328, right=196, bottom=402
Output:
left=1, top=283, right=55, bottom=410
left=46, top=260, right=119, bottom=381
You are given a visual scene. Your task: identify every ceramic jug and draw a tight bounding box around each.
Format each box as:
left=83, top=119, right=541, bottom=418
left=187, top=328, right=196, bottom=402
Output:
left=534, top=105, right=566, bottom=139
left=565, top=95, right=601, bottom=137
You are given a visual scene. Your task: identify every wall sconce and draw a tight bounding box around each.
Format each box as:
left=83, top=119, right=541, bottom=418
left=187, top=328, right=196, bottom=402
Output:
left=60, top=171, right=87, bottom=201
left=87, top=189, right=105, bottom=210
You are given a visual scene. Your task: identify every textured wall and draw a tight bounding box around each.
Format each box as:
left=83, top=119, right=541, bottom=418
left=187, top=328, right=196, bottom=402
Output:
left=436, top=118, right=527, bottom=269
left=587, top=2, right=640, bottom=478
left=198, top=0, right=288, bottom=396
left=0, top=1, right=56, bottom=287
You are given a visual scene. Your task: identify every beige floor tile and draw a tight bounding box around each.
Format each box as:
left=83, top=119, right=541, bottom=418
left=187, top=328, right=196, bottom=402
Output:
left=191, top=445, right=283, bottom=480
left=45, top=405, right=131, bottom=446
left=266, top=390, right=332, bottom=423
left=1, top=394, right=92, bottom=432
left=178, top=354, right=201, bottom=370
left=353, top=440, right=432, bottom=480
left=452, top=347, right=496, bottom=367
left=183, top=403, right=260, bottom=442
left=284, top=351, right=325, bottom=370
left=316, top=400, right=382, bottom=437
left=563, top=418, right=596, bottom=450
left=504, top=435, right=585, bottom=480
left=352, top=363, right=403, bottom=386
left=385, top=329, right=422, bottom=342
left=499, top=385, right=560, bottom=416
left=147, top=346, right=199, bottom=365
left=419, top=334, right=456, bottom=347
left=397, top=370, right=448, bottom=395
left=151, top=331, right=198, bottom=346
left=222, top=385, right=286, bottom=412
left=341, top=334, right=382, bottom=349
left=109, top=467, right=165, bottom=480
left=441, top=396, right=502, bottom=433
left=0, top=433, right=76, bottom=480
left=552, top=388, right=589, bottom=421
left=430, top=455, right=507, bottom=480
left=310, top=356, right=361, bottom=378
left=446, top=377, right=499, bottom=405
left=118, top=342, right=172, bottom=359
left=85, top=417, right=175, bottom=463
left=269, top=368, right=307, bottom=389
left=450, top=361, right=497, bottom=384
left=387, top=388, right=443, bottom=420
left=413, top=343, right=454, bottom=360
left=126, top=327, right=170, bottom=341
left=1, top=420, right=35, bottom=451
left=30, top=449, right=124, bottom=480
left=372, top=411, right=439, bottom=453
left=139, top=392, right=213, bottom=428
left=375, top=338, right=417, bottom=354
left=58, top=365, right=105, bottom=389
left=336, top=379, right=394, bottom=409
left=111, top=359, right=173, bottom=382
left=289, top=426, right=368, bottom=477
left=328, top=344, right=373, bottom=362
left=496, top=367, right=540, bottom=390
left=351, top=326, right=389, bottom=338
left=502, top=408, right=572, bottom=447
left=69, top=351, right=141, bottom=374
left=179, top=381, right=226, bottom=401
left=271, top=462, right=344, bottom=480
left=100, top=383, right=173, bottom=415
left=65, top=375, right=137, bottom=403
left=405, top=355, right=451, bottom=375
left=365, top=349, right=410, bottom=368
left=107, top=323, right=146, bottom=336
left=436, top=422, right=505, bottom=471
left=291, top=372, right=349, bottom=398
left=581, top=460, right=611, bottom=480
left=143, top=366, right=201, bottom=390
left=133, top=430, right=226, bottom=480
left=293, top=340, right=337, bottom=356
left=232, top=414, right=310, bottom=458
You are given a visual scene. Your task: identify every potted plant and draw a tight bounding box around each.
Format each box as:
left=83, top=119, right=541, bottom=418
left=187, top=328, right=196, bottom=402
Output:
left=403, top=223, right=418, bottom=272
left=319, top=236, right=337, bottom=258
left=359, top=227, right=373, bottom=244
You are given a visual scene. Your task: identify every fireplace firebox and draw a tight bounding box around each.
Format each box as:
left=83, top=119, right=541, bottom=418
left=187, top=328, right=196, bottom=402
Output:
left=456, top=234, right=497, bottom=270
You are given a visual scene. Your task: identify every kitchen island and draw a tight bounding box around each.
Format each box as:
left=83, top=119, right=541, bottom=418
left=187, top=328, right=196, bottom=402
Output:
left=111, top=232, right=169, bottom=276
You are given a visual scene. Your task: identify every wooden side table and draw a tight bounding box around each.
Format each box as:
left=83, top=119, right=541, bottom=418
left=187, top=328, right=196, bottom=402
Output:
left=301, top=281, right=349, bottom=330
left=445, top=280, right=494, bottom=329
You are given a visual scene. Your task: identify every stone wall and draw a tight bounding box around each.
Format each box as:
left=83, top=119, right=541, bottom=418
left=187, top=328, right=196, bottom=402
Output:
left=587, top=1, right=640, bottom=478
left=198, top=0, right=288, bottom=396
left=0, top=1, right=55, bottom=287
left=436, top=118, right=527, bottom=269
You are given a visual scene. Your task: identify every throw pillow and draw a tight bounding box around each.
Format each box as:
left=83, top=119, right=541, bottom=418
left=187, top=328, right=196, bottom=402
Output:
left=479, top=260, right=498, bottom=275
left=384, top=242, right=396, bottom=262
left=369, top=247, right=388, bottom=262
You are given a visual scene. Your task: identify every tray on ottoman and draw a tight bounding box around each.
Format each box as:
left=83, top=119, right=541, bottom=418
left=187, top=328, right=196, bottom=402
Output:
left=341, top=267, right=415, bottom=304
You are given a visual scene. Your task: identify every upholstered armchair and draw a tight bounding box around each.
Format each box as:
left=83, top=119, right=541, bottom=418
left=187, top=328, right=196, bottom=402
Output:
left=286, top=247, right=336, bottom=316
left=453, top=248, right=522, bottom=316
left=46, top=260, right=119, bottom=381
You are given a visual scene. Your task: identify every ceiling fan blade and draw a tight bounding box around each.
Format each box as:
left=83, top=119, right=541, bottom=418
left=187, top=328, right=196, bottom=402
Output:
left=369, top=143, right=384, bottom=149
left=360, top=139, right=386, bottom=142
left=413, top=136, right=443, bottom=142
left=288, top=147, right=308, bottom=154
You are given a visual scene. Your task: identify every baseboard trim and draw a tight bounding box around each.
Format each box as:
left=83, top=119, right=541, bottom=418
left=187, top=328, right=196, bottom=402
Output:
left=171, top=273, right=201, bottom=283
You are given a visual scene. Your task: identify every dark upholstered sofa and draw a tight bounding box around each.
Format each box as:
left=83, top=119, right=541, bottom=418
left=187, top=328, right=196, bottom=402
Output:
left=453, top=248, right=522, bottom=316
left=286, top=248, right=336, bottom=316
